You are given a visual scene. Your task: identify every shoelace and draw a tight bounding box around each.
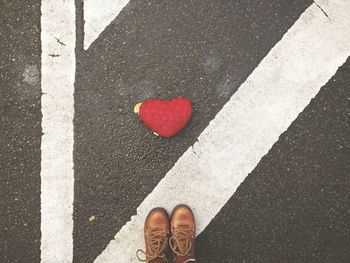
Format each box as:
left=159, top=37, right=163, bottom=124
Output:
left=169, top=225, right=194, bottom=256
left=137, top=228, right=168, bottom=262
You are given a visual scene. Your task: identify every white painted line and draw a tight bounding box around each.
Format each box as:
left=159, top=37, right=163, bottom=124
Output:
left=95, top=0, right=350, bottom=262
left=40, top=0, right=75, bottom=262
left=84, top=0, right=130, bottom=50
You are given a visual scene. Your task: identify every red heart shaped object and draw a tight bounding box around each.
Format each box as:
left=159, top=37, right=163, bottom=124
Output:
left=137, top=97, right=192, bottom=138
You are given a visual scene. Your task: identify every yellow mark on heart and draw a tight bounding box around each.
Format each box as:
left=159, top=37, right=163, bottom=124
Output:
left=134, top=103, right=142, bottom=114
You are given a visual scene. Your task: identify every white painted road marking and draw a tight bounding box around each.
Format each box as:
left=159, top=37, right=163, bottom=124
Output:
left=84, top=0, right=130, bottom=50
left=40, top=0, right=75, bottom=262
left=95, top=1, right=350, bottom=262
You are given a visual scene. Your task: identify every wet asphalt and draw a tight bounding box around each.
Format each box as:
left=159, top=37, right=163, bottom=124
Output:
left=1, top=0, right=41, bottom=262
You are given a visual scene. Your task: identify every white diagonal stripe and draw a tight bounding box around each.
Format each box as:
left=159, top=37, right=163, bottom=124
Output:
left=40, top=0, right=75, bottom=262
left=96, top=0, right=350, bottom=262
left=84, top=0, right=130, bottom=50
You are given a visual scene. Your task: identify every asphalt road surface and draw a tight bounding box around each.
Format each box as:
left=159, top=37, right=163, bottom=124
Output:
left=1, top=0, right=350, bottom=263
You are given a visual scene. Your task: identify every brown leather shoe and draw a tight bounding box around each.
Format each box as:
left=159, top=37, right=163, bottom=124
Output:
left=169, top=205, right=196, bottom=263
left=137, top=208, right=170, bottom=263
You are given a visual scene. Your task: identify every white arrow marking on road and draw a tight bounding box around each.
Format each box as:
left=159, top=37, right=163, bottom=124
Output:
left=84, top=0, right=130, bottom=50
left=41, top=0, right=75, bottom=262
left=95, top=0, right=350, bottom=262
